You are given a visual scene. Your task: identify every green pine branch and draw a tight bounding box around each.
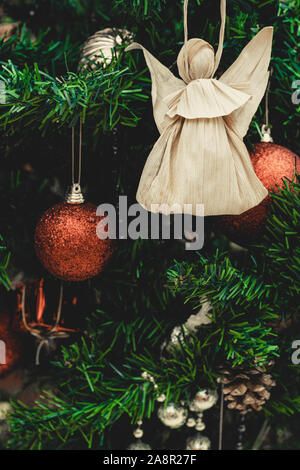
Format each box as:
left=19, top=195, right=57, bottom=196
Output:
left=255, top=179, right=300, bottom=305
left=0, top=234, right=11, bottom=290
left=0, top=0, right=298, bottom=148
left=0, top=51, right=148, bottom=134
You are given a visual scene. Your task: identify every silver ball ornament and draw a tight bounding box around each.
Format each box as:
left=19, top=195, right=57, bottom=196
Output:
left=156, top=394, right=166, bottom=403
left=127, top=440, right=152, bottom=451
left=186, top=433, right=211, bottom=451
left=186, top=417, right=196, bottom=428
left=133, top=428, right=144, bottom=439
left=189, top=389, right=218, bottom=412
left=0, top=402, right=12, bottom=421
left=195, top=420, right=206, bottom=431
left=158, top=402, right=188, bottom=429
left=79, top=28, right=133, bottom=71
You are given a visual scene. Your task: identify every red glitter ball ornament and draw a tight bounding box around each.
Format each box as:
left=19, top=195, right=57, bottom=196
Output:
left=0, top=310, right=23, bottom=377
left=216, top=142, right=300, bottom=245
left=34, top=201, right=114, bottom=282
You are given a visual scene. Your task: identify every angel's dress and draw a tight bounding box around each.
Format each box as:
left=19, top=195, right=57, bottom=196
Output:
left=128, top=27, right=273, bottom=216
left=137, top=79, right=268, bottom=215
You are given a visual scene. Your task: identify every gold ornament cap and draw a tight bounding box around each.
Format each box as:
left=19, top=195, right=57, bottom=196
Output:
left=261, top=124, right=273, bottom=143
left=66, top=183, right=85, bottom=204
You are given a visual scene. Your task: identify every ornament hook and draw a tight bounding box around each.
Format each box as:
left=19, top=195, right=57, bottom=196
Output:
left=66, top=183, right=85, bottom=204
left=261, top=124, right=273, bottom=143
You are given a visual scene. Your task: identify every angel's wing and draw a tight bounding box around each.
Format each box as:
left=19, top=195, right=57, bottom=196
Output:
left=126, top=42, right=186, bottom=134
left=219, top=27, right=273, bottom=138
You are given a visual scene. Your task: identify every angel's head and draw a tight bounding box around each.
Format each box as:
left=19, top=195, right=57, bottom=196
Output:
left=177, top=38, right=215, bottom=82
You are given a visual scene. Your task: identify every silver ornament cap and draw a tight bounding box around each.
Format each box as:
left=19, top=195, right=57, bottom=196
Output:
left=66, top=183, right=85, bottom=204
left=261, top=124, right=273, bottom=143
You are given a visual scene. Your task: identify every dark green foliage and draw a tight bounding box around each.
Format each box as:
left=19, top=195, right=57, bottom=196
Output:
left=0, top=234, right=11, bottom=289
left=0, top=0, right=298, bottom=149
left=6, top=182, right=300, bottom=449
left=258, top=179, right=300, bottom=304
left=0, top=55, right=147, bottom=133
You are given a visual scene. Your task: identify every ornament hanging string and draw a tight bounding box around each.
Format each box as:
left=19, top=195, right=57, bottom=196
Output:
left=261, top=68, right=273, bottom=141
left=265, top=76, right=271, bottom=129
left=218, top=384, right=224, bottom=450
left=183, top=0, right=226, bottom=76
left=21, top=282, right=71, bottom=365
left=71, top=116, right=83, bottom=186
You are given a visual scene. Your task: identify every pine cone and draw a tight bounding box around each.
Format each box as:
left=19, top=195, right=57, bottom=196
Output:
left=218, top=363, right=276, bottom=414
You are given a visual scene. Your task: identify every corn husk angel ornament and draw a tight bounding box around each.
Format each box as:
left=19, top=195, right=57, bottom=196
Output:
left=126, top=0, right=273, bottom=215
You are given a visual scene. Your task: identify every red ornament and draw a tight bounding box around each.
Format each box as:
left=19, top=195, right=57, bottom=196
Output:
left=216, top=142, right=300, bottom=245
left=34, top=201, right=113, bottom=282
left=0, top=310, right=23, bottom=377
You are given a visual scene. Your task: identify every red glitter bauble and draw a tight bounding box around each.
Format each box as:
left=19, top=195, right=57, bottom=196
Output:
left=34, top=202, right=114, bottom=281
left=0, top=310, right=23, bottom=377
left=216, top=142, right=300, bottom=245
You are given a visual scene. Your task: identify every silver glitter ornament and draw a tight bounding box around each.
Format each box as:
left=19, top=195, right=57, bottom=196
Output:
left=158, top=402, right=188, bottom=429
left=186, top=433, right=211, bottom=451
left=79, top=28, right=133, bottom=71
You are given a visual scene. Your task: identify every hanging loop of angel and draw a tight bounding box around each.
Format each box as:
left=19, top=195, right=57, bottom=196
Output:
left=183, top=0, right=226, bottom=77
